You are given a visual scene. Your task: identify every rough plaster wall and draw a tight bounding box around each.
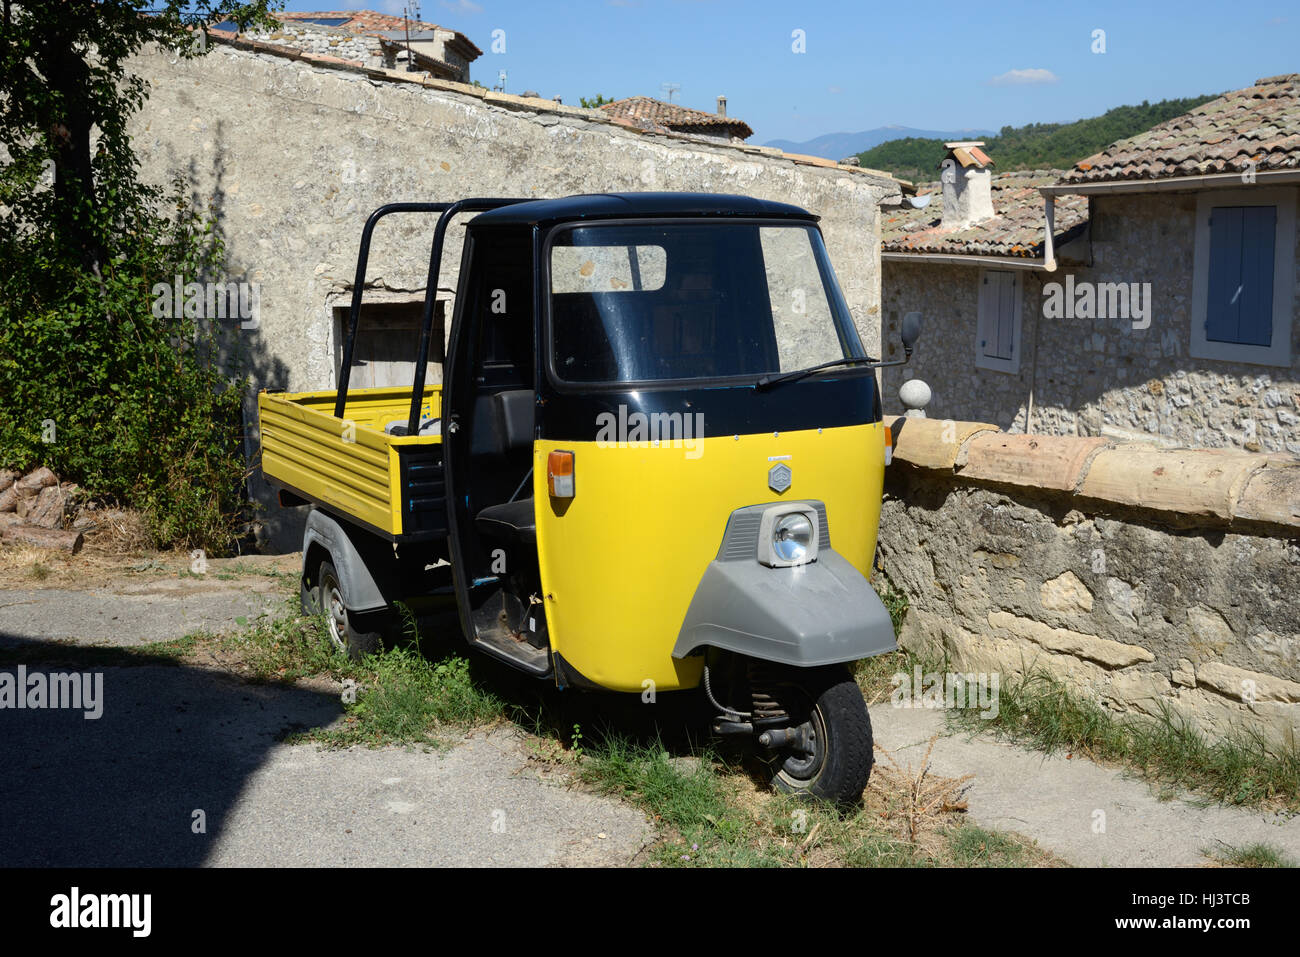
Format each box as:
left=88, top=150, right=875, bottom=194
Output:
left=879, top=474, right=1300, bottom=748
left=125, top=43, right=894, bottom=546
left=128, top=44, right=891, bottom=393
left=882, top=192, right=1300, bottom=452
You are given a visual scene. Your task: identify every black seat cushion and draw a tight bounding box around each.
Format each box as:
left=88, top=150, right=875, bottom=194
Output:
left=474, top=497, right=536, bottom=544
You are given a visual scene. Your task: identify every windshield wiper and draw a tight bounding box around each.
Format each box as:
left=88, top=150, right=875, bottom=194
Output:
left=755, top=313, right=925, bottom=390
left=755, top=356, right=880, bottom=390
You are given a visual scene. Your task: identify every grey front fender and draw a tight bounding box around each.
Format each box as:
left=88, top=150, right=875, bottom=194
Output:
left=672, top=548, right=897, bottom=667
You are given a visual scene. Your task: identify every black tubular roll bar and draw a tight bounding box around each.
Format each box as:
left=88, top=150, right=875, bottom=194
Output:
left=332, top=199, right=529, bottom=427
left=334, top=203, right=451, bottom=419
left=405, top=198, right=528, bottom=434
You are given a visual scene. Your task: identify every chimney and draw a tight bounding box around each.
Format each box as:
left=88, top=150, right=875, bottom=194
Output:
left=717, top=95, right=727, bottom=117
left=939, top=141, right=995, bottom=229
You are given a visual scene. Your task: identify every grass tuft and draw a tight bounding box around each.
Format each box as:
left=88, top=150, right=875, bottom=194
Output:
left=951, top=667, right=1300, bottom=810
left=1203, top=842, right=1295, bottom=868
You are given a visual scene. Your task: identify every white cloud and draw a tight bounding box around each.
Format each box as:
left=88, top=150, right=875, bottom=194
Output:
left=987, top=68, right=1059, bottom=87
left=828, top=85, right=843, bottom=95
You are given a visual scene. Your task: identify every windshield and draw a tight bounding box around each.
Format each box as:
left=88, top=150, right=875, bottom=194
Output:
left=548, top=221, right=864, bottom=385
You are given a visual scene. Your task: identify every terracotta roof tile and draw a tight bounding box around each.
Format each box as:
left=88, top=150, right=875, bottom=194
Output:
left=274, top=10, right=482, bottom=57
left=1061, top=74, right=1300, bottom=184
left=599, top=96, right=753, bottom=140
left=882, top=170, right=1087, bottom=259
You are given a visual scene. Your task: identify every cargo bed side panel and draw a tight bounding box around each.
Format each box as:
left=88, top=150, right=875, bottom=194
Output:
left=259, top=392, right=401, bottom=536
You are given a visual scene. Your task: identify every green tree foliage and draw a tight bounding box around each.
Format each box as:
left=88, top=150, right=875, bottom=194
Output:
left=0, top=1, right=281, bottom=551
left=855, top=95, right=1218, bottom=183
left=580, top=94, right=615, bottom=109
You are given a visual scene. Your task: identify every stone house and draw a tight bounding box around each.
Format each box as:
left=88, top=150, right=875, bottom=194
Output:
left=215, top=9, right=482, bottom=82
left=599, top=96, right=753, bottom=142
left=881, top=75, right=1300, bottom=455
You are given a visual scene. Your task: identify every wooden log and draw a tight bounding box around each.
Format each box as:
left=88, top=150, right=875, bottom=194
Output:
left=1, top=523, right=84, bottom=554
left=16, top=466, right=57, bottom=493
left=25, top=485, right=70, bottom=529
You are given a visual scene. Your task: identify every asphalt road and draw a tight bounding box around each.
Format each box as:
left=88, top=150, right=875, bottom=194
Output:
left=0, top=659, right=648, bottom=866
left=0, top=564, right=651, bottom=867
left=0, top=579, right=284, bottom=647
left=5, top=560, right=1296, bottom=868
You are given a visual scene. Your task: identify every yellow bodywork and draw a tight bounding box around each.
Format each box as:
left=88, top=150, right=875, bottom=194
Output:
left=532, top=423, right=887, bottom=692
left=257, top=386, right=440, bottom=537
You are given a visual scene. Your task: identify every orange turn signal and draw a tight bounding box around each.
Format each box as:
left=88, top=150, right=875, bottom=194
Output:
left=884, top=425, right=894, bottom=466
left=547, top=450, right=575, bottom=498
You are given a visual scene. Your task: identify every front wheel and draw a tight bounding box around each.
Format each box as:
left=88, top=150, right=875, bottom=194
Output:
left=767, top=664, right=873, bottom=807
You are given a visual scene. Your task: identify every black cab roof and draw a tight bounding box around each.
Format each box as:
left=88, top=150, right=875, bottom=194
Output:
left=469, top=192, right=819, bottom=228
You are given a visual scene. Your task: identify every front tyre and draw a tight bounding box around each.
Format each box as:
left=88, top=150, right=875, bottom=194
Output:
left=769, top=664, right=873, bottom=807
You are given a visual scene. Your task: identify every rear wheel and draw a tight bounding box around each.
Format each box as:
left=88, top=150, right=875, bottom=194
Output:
left=767, top=664, right=873, bottom=807
left=318, top=560, right=384, bottom=661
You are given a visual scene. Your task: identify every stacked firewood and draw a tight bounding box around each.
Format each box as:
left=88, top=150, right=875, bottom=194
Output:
left=0, top=467, right=84, bottom=553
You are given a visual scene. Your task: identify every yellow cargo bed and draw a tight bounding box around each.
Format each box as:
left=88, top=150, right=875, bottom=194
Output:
left=258, top=385, right=446, bottom=541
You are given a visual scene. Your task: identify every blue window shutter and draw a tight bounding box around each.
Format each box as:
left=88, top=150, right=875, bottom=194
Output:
left=1206, top=207, right=1243, bottom=343
left=1206, top=205, right=1276, bottom=346
left=978, top=271, right=1015, bottom=361
left=995, top=272, right=1015, bottom=360
left=1238, top=206, right=1275, bottom=346
left=977, top=273, right=998, bottom=357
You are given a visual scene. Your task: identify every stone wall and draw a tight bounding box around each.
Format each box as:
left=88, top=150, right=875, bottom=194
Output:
left=878, top=415, right=1300, bottom=750
left=882, top=190, right=1300, bottom=454
left=238, top=24, right=386, bottom=68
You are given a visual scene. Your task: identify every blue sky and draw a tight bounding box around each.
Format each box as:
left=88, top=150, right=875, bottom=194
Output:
left=281, top=0, right=1299, bottom=144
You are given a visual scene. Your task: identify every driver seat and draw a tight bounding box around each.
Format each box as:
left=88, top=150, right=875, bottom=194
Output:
left=474, top=498, right=536, bottom=545
left=470, top=389, right=537, bottom=545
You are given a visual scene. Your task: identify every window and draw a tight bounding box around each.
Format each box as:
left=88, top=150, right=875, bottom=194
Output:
left=466, top=231, right=534, bottom=389
left=1191, top=188, right=1296, bottom=367
left=333, top=300, right=443, bottom=389
left=976, top=269, right=1022, bottom=374
left=547, top=222, right=862, bottom=385
left=552, top=244, right=667, bottom=293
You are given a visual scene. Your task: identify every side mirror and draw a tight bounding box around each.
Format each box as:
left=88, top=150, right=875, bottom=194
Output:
left=901, top=312, right=923, bottom=357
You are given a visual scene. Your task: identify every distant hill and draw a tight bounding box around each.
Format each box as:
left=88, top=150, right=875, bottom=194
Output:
left=853, top=95, right=1219, bottom=183
left=763, top=126, right=995, bottom=161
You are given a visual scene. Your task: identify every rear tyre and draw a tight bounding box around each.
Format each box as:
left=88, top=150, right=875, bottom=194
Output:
left=318, top=560, right=384, bottom=661
left=769, top=664, right=873, bottom=808
left=300, top=571, right=321, bottom=616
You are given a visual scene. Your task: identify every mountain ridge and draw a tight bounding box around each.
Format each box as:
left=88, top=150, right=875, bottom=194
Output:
left=763, top=127, right=996, bottom=161
left=852, top=95, right=1219, bottom=183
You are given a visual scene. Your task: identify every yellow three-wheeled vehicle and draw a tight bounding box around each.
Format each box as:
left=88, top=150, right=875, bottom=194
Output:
left=258, top=193, right=922, bottom=805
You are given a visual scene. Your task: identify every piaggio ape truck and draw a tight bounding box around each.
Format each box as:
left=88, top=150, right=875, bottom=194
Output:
left=257, top=193, right=922, bottom=805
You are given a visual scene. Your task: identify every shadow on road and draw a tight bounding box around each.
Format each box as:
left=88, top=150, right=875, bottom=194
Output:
left=0, top=633, right=340, bottom=866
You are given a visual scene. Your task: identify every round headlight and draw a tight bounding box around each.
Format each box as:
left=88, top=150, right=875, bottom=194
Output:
left=772, top=513, right=814, bottom=564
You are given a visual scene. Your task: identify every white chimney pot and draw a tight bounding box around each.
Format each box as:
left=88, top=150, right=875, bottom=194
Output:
left=939, top=143, right=995, bottom=229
